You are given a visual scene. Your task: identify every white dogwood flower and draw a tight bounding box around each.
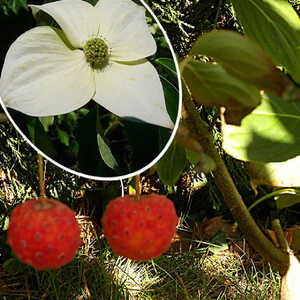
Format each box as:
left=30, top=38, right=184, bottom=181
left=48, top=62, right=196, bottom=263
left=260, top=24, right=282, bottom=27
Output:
left=0, top=0, right=174, bottom=128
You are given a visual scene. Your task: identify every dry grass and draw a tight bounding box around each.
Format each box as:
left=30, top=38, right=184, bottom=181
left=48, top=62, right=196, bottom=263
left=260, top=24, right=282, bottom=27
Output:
left=0, top=215, right=282, bottom=300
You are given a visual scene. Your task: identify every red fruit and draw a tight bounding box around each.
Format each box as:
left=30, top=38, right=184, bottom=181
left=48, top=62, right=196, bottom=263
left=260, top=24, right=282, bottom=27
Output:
left=101, top=194, right=178, bottom=260
left=7, top=198, right=81, bottom=270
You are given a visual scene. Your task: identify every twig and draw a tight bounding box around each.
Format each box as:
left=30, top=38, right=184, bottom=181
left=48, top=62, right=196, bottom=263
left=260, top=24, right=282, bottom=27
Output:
left=25, top=276, right=30, bottom=300
left=82, top=269, right=91, bottom=299
left=174, top=271, right=190, bottom=300
left=213, top=0, right=223, bottom=29
left=272, top=219, right=290, bottom=253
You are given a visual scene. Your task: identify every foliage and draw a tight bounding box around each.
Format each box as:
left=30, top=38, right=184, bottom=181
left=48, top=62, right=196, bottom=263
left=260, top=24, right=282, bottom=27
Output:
left=0, top=0, right=27, bottom=15
left=171, top=0, right=300, bottom=284
left=150, top=0, right=234, bottom=57
left=177, top=0, right=300, bottom=186
left=150, top=0, right=195, bottom=36
left=223, top=92, right=300, bottom=162
left=231, top=0, right=300, bottom=83
left=0, top=122, right=38, bottom=205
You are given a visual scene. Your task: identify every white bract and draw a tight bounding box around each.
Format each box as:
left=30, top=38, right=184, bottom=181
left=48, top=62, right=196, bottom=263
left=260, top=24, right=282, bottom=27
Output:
left=0, top=0, right=174, bottom=129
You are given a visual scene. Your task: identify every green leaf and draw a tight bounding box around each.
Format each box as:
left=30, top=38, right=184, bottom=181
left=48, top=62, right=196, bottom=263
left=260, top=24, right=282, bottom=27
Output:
left=39, top=116, right=54, bottom=132
left=247, top=156, right=300, bottom=188
left=158, top=126, right=171, bottom=153
left=122, top=119, right=161, bottom=172
left=248, top=188, right=297, bottom=211
left=160, top=76, right=179, bottom=124
left=76, top=109, right=115, bottom=177
left=155, top=58, right=177, bottom=78
left=11, top=0, right=27, bottom=14
left=209, top=232, right=229, bottom=254
left=156, top=141, right=187, bottom=185
left=231, top=0, right=300, bottom=83
left=186, top=149, right=202, bottom=165
left=1, top=0, right=28, bottom=15
left=175, top=123, right=216, bottom=173
left=26, top=117, right=57, bottom=159
left=223, top=93, right=300, bottom=162
left=174, top=122, right=203, bottom=154
left=96, top=112, right=119, bottom=171
left=3, top=257, right=29, bottom=274
left=57, top=128, right=69, bottom=147
left=291, top=228, right=300, bottom=253
left=182, top=60, right=261, bottom=124
left=96, top=133, right=119, bottom=170
left=190, top=30, right=287, bottom=95
left=275, top=193, right=300, bottom=209
left=26, top=118, right=36, bottom=143
left=186, top=151, right=216, bottom=173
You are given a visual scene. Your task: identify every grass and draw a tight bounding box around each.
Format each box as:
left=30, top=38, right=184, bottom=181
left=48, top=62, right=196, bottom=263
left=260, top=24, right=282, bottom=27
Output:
left=0, top=215, right=281, bottom=300
left=0, top=131, right=281, bottom=299
left=0, top=119, right=282, bottom=300
left=144, top=239, right=281, bottom=300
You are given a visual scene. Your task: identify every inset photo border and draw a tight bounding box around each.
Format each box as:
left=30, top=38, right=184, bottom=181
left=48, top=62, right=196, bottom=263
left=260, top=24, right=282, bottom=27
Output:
left=0, top=0, right=182, bottom=181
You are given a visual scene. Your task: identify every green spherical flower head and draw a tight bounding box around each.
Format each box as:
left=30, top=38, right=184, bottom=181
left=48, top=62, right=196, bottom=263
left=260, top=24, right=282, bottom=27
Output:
left=83, top=38, right=109, bottom=69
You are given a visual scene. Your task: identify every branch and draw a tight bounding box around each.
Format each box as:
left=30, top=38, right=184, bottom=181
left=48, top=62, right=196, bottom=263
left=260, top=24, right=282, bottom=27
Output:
left=272, top=219, right=290, bottom=253
left=182, top=82, right=289, bottom=274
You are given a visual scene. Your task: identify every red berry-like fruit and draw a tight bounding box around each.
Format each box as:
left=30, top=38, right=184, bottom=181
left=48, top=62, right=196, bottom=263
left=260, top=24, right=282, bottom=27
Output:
left=101, top=194, right=178, bottom=260
left=7, top=198, right=81, bottom=270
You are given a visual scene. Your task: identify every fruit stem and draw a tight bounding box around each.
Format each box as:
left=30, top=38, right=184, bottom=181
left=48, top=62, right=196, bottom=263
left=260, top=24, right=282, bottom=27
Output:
left=135, top=174, right=142, bottom=201
left=37, top=153, right=46, bottom=199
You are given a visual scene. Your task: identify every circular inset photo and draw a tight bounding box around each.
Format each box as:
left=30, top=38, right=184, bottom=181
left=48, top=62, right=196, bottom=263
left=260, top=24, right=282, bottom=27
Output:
left=0, top=0, right=181, bottom=180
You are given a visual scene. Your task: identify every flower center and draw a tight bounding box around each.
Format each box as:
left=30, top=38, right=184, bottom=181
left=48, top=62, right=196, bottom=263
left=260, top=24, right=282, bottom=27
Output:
left=83, top=38, right=109, bottom=69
